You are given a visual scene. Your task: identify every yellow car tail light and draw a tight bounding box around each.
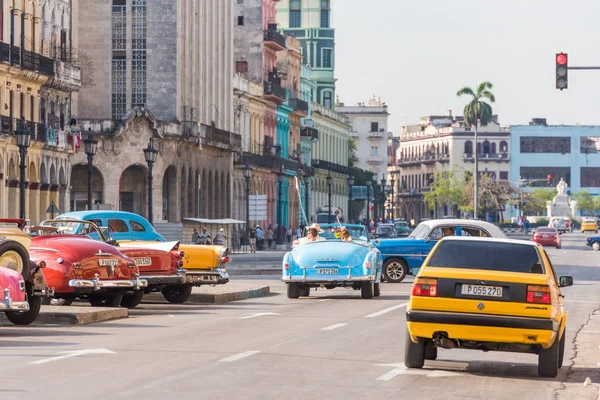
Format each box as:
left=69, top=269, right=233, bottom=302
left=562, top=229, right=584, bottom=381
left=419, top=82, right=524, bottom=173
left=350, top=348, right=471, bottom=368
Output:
left=412, top=278, right=438, bottom=297
left=527, top=285, right=551, bottom=304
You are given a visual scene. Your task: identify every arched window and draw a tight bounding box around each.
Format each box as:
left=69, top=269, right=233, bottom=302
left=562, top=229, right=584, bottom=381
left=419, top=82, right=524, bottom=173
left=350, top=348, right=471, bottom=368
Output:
left=464, top=140, right=473, bottom=154
left=499, top=140, right=508, bottom=152
left=483, top=140, right=490, bottom=154
left=477, top=142, right=482, bottom=155
left=491, top=142, right=497, bottom=154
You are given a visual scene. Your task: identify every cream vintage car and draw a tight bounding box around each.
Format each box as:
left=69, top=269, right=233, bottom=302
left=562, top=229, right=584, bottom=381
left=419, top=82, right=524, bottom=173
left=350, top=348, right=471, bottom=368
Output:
left=0, top=219, right=53, bottom=325
left=54, top=211, right=230, bottom=288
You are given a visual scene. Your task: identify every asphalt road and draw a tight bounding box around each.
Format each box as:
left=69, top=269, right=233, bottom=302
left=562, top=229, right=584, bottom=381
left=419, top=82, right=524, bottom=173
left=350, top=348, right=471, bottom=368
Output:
left=1, top=233, right=599, bottom=400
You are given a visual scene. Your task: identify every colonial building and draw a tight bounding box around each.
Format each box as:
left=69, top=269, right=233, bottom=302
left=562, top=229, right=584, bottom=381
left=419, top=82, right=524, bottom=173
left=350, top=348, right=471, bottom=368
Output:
left=310, top=102, right=350, bottom=219
left=510, top=118, right=600, bottom=218
left=337, top=96, right=390, bottom=181
left=0, top=0, right=73, bottom=222
left=397, top=111, right=511, bottom=223
left=276, top=0, right=335, bottom=108
left=71, top=1, right=238, bottom=238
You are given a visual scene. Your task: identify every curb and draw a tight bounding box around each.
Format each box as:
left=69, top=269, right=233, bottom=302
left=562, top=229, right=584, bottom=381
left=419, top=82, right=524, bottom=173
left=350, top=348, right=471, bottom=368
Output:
left=143, top=285, right=271, bottom=304
left=229, top=268, right=280, bottom=276
left=0, top=306, right=129, bottom=326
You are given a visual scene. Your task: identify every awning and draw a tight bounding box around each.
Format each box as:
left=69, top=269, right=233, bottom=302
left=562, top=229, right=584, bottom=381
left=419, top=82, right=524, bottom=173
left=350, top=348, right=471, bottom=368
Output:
left=183, top=218, right=246, bottom=225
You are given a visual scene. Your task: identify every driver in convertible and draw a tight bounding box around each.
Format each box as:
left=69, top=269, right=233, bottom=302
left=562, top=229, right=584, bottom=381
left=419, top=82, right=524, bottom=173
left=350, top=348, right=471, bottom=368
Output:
left=293, top=224, right=325, bottom=246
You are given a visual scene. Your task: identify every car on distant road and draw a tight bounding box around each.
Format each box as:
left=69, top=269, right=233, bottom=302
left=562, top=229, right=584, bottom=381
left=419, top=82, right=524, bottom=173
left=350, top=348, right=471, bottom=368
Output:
left=581, top=218, right=598, bottom=233
left=282, top=224, right=382, bottom=299
left=374, top=219, right=505, bottom=283
left=405, top=237, right=572, bottom=377
left=532, top=227, right=561, bottom=249
left=375, top=223, right=396, bottom=239
left=586, top=235, right=600, bottom=251
left=393, top=220, right=412, bottom=237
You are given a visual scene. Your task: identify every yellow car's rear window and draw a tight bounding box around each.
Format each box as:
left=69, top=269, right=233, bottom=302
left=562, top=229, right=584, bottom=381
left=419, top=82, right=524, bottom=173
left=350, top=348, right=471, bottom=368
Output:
left=428, top=241, right=544, bottom=274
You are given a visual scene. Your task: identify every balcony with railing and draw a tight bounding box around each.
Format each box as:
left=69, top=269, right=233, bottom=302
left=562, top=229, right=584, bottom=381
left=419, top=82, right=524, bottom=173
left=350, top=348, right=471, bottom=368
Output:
left=264, top=81, right=286, bottom=103
left=289, top=97, right=309, bottom=116
left=264, top=28, right=286, bottom=52
left=0, top=116, right=67, bottom=148
left=0, top=41, right=54, bottom=76
left=203, top=124, right=242, bottom=151
left=463, top=152, right=510, bottom=162
left=367, top=155, right=384, bottom=164
left=311, top=159, right=352, bottom=176
left=300, top=126, right=319, bottom=143
left=367, top=131, right=384, bottom=140
left=47, top=59, right=81, bottom=91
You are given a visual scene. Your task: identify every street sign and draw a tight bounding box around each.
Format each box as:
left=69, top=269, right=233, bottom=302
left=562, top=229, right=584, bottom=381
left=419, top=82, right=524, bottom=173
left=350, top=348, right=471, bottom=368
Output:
left=249, top=194, right=268, bottom=220
left=46, top=200, right=61, bottom=218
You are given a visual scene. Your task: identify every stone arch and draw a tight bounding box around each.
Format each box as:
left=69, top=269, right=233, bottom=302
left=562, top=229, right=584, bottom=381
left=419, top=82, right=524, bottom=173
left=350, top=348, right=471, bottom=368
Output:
left=28, top=160, right=39, bottom=223
left=162, top=165, right=177, bottom=221
left=207, top=169, right=214, bottom=218
left=483, top=140, right=490, bottom=155
left=195, top=168, right=200, bottom=218
left=119, top=164, right=147, bottom=217
left=464, top=140, right=473, bottom=154
left=187, top=167, right=194, bottom=217
left=226, top=173, right=231, bottom=218
left=500, top=140, right=508, bottom=152
left=49, top=164, right=57, bottom=184
left=58, top=164, right=67, bottom=215
left=201, top=169, right=208, bottom=218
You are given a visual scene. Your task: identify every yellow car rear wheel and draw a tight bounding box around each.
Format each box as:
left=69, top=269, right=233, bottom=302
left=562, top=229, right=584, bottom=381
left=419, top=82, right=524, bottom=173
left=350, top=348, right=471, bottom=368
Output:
left=538, top=333, right=560, bottom=377
left=404, top=329, right=425, bottom=368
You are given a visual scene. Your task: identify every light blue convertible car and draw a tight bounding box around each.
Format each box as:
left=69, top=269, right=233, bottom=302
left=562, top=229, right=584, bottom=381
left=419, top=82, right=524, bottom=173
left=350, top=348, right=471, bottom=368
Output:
left=282, top=224, right=383, bottom=299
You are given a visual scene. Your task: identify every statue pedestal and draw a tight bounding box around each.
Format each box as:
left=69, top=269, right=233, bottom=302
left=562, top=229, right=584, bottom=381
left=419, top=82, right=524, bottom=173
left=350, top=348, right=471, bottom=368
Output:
left=547, top=194, right=574, bottom=218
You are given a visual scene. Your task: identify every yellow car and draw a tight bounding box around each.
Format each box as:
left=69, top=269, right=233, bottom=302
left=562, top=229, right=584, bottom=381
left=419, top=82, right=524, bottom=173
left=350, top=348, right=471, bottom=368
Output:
left=581, top=219, right=598, bottom=233
left=405, top=237, right=572, bottom=377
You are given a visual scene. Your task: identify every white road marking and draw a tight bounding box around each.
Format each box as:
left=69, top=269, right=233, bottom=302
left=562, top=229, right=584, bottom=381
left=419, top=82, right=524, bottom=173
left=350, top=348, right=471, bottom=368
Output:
left=218, top=351, right=261, bottom=362
left=30, top=348, right=116, bottom=365
left=318, top=299, right=331, bottom=302
left=376, top=363, right=462, bottom=381
left=365, top=302, right=408, bottom=318
left=239, top=312, right=281, bottom=320
left=321, top=323, right=348, bottom=331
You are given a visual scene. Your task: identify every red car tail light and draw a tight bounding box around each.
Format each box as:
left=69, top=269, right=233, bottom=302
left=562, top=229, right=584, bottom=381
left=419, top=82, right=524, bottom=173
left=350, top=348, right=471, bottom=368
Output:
left=412, top=278, right=438, bottom=297
left=284, top=263, right=289, bottom=270
left=527, top=285, right=551, bottom=304
left=179, top=251, right=185, bottom=258
left=178, top=260, right=184, bottom=267
left=221, top=256, right=230, bottom=263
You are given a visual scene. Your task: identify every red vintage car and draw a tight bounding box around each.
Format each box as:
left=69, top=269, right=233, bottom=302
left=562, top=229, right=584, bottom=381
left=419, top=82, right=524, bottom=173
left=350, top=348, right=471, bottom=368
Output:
left=29, top=222, right=148, bottom=307
left=36, top=219, right=190, bottom=307
left=532, top=227, right=562, bottom=249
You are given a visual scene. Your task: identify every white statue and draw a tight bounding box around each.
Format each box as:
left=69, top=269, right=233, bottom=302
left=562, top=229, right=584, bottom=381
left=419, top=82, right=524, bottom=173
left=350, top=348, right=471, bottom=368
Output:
left=556, top=178, right=568, bottom=195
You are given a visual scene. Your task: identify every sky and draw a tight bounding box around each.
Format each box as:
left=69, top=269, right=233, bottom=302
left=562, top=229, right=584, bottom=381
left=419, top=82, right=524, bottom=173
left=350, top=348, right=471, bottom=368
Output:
left=333, top=0, right=600, bottom=132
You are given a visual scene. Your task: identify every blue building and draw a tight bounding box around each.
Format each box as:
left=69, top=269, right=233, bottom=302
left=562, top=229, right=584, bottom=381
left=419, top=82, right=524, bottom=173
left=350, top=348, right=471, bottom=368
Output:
left=510, top=120, right=600, bottom=217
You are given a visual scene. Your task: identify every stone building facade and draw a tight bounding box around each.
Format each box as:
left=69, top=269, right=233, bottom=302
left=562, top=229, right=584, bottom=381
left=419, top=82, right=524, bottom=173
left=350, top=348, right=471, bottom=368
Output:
left=0, top=0, right=73, bottom=223
left=397, top=111, right=510, bottom=223
left=71, top=0, right=237, bottom=229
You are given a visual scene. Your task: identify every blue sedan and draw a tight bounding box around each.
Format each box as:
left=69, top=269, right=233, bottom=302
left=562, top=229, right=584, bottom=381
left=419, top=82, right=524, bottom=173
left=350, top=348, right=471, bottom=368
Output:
left=282, top=224, right=383, bottom=299
left=586, top=235, right=600, bottom=251
left=374, top=219, right=506, bottom=283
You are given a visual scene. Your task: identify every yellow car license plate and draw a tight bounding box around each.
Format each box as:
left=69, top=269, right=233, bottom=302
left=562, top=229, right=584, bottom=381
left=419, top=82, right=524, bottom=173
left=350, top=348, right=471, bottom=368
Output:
left=461, top=284, right=503, bottom=297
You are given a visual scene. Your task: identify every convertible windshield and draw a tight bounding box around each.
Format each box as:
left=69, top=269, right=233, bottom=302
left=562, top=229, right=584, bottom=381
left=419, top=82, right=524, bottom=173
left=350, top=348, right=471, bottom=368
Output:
left=319, top=225, right=367, bottom=241
left=36, top=220, right=109, bottom=242
left=408, top=223, right=429, bottom=239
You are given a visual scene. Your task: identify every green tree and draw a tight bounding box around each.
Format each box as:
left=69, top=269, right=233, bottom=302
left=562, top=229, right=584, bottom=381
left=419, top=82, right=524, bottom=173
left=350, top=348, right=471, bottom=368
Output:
left=461, top=173, right=513, bottom=220
left=348, top=138, right=358, bottom=167
left=424, top=170, right=465, bottom=216
left=523, top=188, right=556, bottom=215
left=594, top=196, right=600, bottom=214
left=457, top=82, right=496, bottom=216
left=573, top=190, right=597, bottom=215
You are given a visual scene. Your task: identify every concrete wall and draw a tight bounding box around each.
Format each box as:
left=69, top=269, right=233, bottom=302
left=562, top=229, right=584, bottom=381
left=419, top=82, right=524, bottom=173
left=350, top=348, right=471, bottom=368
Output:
left=234, top=0, right=264, bottom=85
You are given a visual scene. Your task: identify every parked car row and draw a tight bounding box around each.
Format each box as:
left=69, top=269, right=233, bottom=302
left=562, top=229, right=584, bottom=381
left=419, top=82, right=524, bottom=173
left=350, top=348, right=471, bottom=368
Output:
left=0, top=212, right=231, bottom=325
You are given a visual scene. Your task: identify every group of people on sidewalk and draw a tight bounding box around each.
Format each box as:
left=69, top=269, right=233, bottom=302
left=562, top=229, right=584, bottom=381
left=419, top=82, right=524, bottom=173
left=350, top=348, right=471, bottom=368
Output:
left=247, top=224, right=307, bottom=253
left=190, top=227, right=227, bottom=245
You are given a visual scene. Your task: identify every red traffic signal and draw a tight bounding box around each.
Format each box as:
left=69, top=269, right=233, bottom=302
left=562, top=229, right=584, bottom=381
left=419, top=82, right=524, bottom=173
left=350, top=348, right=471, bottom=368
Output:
left=556, top=53, right=568, bottom=90
left=547, top=174, right=552, bottom=180
left=369, top=206, right=373, bottom=211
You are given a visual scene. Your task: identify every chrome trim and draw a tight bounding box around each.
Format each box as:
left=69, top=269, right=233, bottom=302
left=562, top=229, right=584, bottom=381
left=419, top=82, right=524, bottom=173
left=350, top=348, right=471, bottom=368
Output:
left=184, top=268, right=229, bottom=285
left=68, top=274, right=148, bottom=291
left=0, top=288, right=30, bottom=311
left=95, top=250, right=114, bottom=257
left=140, top=269, right=187, bottom=285
left=282, top=275, right=375, bottom=283
left=383, top=253, right=422, bottom=257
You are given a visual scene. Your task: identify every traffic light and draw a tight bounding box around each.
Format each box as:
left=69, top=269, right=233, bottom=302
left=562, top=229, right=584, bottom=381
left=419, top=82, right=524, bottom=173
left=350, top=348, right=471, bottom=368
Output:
left=547, top=174, right=552, bottom=184
left=556, top=53, right=568, bottom=90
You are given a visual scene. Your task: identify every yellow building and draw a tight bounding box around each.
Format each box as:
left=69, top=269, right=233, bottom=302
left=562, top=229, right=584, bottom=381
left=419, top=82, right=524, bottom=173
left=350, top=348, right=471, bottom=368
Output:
left=0, top=1, right=73, bottom=222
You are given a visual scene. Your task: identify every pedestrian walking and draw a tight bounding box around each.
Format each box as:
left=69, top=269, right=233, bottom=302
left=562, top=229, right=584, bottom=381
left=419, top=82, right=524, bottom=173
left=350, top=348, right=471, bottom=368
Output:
left=213, top=228, right=226, bottom=245
left=266, top=225, right=274, bottom=249
left=248, top=227, right=257, bottom=253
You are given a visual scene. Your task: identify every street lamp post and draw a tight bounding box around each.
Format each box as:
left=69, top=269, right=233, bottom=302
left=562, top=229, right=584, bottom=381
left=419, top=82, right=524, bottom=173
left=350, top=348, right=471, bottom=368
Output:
left=365, top=179, right=372, bottom=232
left=242, top=164, right=252, bottom=238
left=143, top=138, right=159, bottom=225
left=347, top=175, right=354, bottom=223
left=326, top=173, right=333, bottom=223
left=390, top=175, right=395, bottom=220
left=303, top=173, right=311, bottom=225
left=15, top=120, right=31, bottom=220
left=276, top=167, right=284, bottom=246
left=83, top=128, right=98, bottom=211
left=372, top=175, right=378, bottom=222
left=381, top=176, right=386, bottom=222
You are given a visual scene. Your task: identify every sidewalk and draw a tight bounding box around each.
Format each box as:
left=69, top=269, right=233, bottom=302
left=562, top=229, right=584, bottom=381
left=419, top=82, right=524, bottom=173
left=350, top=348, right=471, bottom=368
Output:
left=144, top=280, right=271, bottom=303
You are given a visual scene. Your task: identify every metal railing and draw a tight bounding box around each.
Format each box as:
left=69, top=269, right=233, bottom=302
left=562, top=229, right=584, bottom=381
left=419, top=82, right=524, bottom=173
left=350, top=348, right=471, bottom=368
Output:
left=289, top=98, right=309, bottom=113
left=311, top=159, right=352, bottom=176
left=0, top=42, right=55, bottom=75
left=263, top=29, right=286, bottom=49
left=264, top=82, right=286, bottom=101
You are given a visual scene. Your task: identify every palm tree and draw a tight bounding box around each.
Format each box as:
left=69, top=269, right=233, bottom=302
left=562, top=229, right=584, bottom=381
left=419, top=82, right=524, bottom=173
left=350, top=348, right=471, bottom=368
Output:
left=457, top=82, right=496, bottom=218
